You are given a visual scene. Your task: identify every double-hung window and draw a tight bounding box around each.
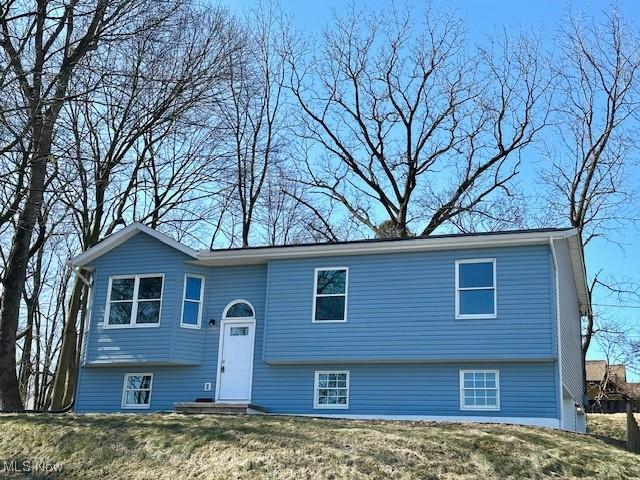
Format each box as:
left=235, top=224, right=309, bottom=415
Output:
left=460, top=370, right=500, bottom=411
left=122, top=373, right=153, bottom=409
left=313, top=267, right=348, bottom=322
left=105, top=274, right=164, bottom=327
left=455, top=259, right=496, bottom=319
left=181, top=274, right=205, bottom=329
left=314, top=371, right=349, bottom=408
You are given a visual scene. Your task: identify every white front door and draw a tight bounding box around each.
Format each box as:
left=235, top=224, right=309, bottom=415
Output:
left=216, top=320, right=255, bottom=402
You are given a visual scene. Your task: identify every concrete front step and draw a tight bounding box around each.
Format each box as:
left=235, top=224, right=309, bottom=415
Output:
left=174, top=402, right=267, bottom=415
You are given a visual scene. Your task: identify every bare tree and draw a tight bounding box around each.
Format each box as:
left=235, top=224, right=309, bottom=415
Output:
left=285, top=3, right=552, bottom=238
left=541, top=8, right=640, bottom=375
left=256, top=166, right=340, bottom=245
left=216, top=1, right=287, bottom=247
left=16, top=201, right=69, bottom=408
left=0, top=0, right=154, bottom=411
left=49, top=4, right=240, bottom=409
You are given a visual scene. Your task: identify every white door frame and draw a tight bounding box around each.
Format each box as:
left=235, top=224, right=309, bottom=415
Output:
left=215, top=316, right=256, bottom=404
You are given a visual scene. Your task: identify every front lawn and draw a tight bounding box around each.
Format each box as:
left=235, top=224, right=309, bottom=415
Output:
left=0, top=414, right=638, bottom=479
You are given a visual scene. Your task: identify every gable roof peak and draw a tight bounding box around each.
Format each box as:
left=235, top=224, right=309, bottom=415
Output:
left=70, top=222, right=198, bottom=268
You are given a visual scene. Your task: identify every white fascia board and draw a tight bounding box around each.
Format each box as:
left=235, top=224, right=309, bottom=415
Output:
left=195, top=229, right=579, bottom=266
left=69, top=223, right=198, bottom=268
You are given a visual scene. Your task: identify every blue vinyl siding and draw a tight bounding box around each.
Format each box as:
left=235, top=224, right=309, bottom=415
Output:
left=77, top=362, right=557, bottom=418
left=76, top=231, right=568, bottom=424
left=76, top=259, right=268, bottom=412
left=77, top=366, right=212, bottom=412
left=263, top=245, right=554, bottom=363
left=84, top=233, right=191, bottom=365
left=253, top=362, right=558, bottom=418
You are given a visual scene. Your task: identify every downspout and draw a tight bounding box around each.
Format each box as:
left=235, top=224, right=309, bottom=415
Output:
left=75, top=268, right=92, bottom=289
left=0, top=267, right=93, bottom=414
left=549, top=237, right=564, bottom=429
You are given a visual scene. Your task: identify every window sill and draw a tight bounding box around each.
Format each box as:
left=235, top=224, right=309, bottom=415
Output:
left=122, top=404, right=151, bottom=410
left=460, top=406, right=500, bottom=412
left=180, top=323, right=201, bottom=330
left=312, top=319, right=347, bottom=323
left=313, top=405, right=349, bottom=409
left=103, top=323, right=161, bottom=329
left=455, top=314, right=497, bottom=320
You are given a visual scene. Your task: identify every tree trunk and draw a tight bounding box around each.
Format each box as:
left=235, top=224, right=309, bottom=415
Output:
left=50, top=275, right=84, bottom=410
left=582, top=310, right=595, bottom=396
left=63, top=284, right=89, bottom=408
left=0, top=129, right=50, bottom=411
left=18, top=300, right=34, bottom=404
left=242, top=219, right=250, bottom=248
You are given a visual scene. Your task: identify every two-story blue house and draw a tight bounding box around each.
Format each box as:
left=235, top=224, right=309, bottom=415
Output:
left=70, top=224, right=589, bottom=432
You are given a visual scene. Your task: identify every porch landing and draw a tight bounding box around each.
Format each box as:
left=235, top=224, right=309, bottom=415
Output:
left=174, top=402, right=268, bottom=415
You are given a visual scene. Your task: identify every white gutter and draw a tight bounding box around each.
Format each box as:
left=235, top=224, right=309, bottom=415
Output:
left=195, top=229, right=579, bottom=266
left=549, top=237, right=564, bottom=429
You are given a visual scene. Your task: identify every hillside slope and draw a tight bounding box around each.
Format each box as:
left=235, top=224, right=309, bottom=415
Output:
left=0, top=414, right=638, bottom=479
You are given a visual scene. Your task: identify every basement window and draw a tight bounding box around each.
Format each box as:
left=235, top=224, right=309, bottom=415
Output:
left=314, top=371, right=349, bottom=409
left=122, top=373, right=153, bottom=409
left=460, top=370, right=500, bottom=411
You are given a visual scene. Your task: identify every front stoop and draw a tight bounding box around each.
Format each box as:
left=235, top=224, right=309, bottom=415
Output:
left=174, top=402, right=268, bottom=415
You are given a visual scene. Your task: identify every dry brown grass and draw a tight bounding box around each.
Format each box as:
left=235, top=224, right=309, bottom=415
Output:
left=587, top=412, right=640, bottom=442
left=0, top=414, right=639, bottom=479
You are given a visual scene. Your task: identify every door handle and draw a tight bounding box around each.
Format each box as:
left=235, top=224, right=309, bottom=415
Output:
left=220, top=365, right=225, bottom=373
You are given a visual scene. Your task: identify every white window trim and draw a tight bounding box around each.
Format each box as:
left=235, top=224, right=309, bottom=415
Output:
left=314, top=370, right=350, bottom=409
left=222, top=299, right=255, bottom=319
left=312, top=267, right=349, bottom=323
left=459, top=369, right=500, bottom=411
left=104, top=274, right=165, bottom=329
left=180, top=274, right=205, bottom=329
left=121, top=372, right=153, bottom=409
left=455, top=258, right=497, bottom=319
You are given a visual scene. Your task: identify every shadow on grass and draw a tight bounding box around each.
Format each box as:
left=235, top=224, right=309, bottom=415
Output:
left=589, top=433, right=626, bottom=449
left=1, top=412, right=327, bottom=451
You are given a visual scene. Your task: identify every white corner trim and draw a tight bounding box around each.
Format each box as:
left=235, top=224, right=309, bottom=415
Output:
left=455, top=258, right=497, bottom=320
left=549, top=238, right=564, bottom=427
left=70, top=222, right=198, bottom=267
left=264, top=412, right=561, bottom=429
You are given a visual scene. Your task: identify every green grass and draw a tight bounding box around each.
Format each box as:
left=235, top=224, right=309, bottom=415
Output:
left=0, top=414, right=639, bottom=479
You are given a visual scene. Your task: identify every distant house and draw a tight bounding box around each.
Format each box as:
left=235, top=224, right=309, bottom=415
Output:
left=69, top=224, right=590, bottom=432
left=586, top=360, right=640, bottom=413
